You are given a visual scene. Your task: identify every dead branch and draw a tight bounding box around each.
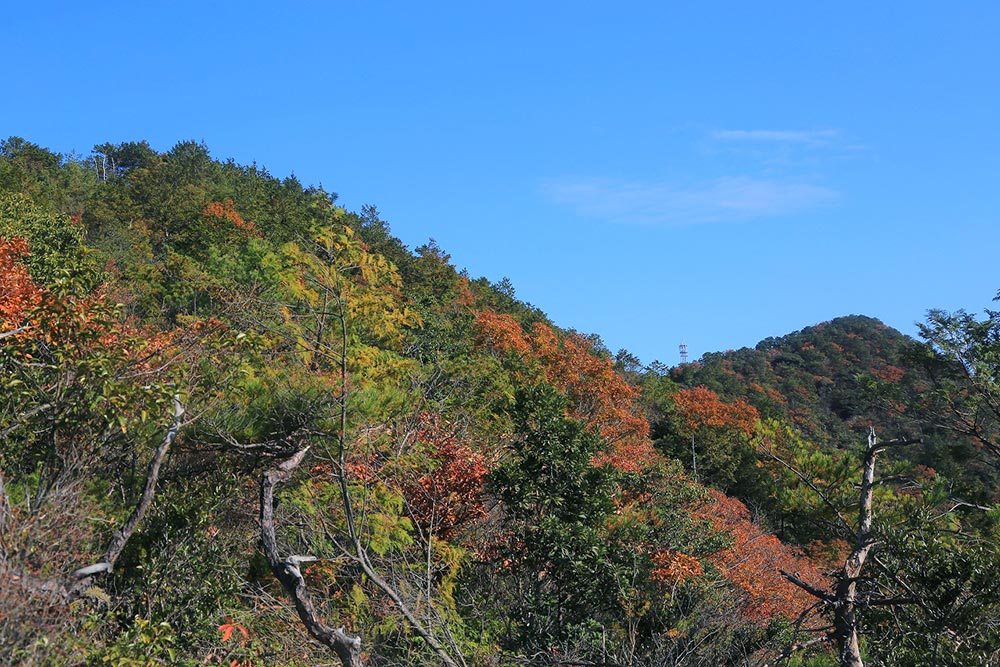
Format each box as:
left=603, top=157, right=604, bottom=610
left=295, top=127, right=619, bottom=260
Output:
left=779, top=570, right=836, bottom=603
left=260, top=446, right=364, bottom=667
left=0, top=326, right=28, bottom=341
left=65, top=395, right=186, bottom=598
left=7, top=396, right=186, bottom=602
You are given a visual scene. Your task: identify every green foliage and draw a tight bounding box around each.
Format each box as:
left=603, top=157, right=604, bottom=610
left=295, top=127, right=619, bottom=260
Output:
left=863, top=517, right=1000, bottom=666
left=0, top=277, right=171, bottom=486
left=5, top=136, right=1000, bottom=666
left=87, top=617, right=188, bottom=666
left=913, top=306, right=1000, bottom=460
left=0, top=193, right=90, bottom=284
left=489, top=382, right=619, bottom=653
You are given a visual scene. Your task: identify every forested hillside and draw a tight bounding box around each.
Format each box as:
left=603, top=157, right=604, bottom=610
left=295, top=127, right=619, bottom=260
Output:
left=667, top=315, right=1000, bottom=500
left=2, top=138, right=999, bottom=667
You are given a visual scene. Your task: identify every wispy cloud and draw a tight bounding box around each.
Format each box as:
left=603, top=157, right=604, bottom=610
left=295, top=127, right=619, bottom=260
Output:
left=542, top=176, right=836, bottom=226
left=710, top=128, right=840, bottom=146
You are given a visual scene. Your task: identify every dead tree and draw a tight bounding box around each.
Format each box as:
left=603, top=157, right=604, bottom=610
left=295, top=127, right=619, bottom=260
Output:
left=260, top=447, right=364, bottom=667
left=258, top=436, right=464, bottom=667
left=777, top=427, right=920, bottom=667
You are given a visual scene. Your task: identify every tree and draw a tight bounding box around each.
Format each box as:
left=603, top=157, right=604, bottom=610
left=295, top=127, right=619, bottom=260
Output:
left=913, top=304, right=1000, bottom=462
left=0, top=236, right=41, bottom=330
left=253, top=223, right=462, bottom=667
left=775, top=428, right=923, bottom=667
left=489, top=382, right=618, bottom=658
left=0, top=267, right=204, bottom=662
left=654, top=385, right=762, bottom=495
left=0, top=193, right=87, bottom=285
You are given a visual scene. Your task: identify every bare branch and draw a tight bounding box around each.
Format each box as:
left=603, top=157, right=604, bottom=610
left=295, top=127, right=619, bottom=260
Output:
left=261, top=447, right=363, bottom=667
left=1, top=403, right=55, bottom=440
left=0, top=326, right=28, bottom=341
left=8, top=397, right=186, bottom=603
left=780, top=570, right=836, bottom=603
left=72, top=395, right=186, bottom=586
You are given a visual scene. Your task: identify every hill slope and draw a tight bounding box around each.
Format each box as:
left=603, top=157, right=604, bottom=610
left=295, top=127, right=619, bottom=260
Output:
left=1, top=137, right=998, bottom=666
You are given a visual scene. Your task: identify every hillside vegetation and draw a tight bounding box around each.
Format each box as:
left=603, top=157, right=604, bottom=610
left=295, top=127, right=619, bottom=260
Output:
left=1, top=138, right=999, bottom=666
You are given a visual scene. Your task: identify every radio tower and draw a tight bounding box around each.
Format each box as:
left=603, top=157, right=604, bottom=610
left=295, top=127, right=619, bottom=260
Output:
left=679, top=342, right=688, bottom=365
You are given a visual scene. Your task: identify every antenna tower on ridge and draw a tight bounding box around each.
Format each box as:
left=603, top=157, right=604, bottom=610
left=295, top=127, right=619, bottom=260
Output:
left=679, top=342, right=688, bottom=365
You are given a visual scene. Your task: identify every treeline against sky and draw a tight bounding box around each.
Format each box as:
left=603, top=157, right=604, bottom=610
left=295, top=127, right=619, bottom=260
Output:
left=1, top=138, right=999, bottom=666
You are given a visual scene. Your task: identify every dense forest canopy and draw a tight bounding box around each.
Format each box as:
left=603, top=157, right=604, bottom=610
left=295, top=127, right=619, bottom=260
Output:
left=1, top=137, right=999, bottom=666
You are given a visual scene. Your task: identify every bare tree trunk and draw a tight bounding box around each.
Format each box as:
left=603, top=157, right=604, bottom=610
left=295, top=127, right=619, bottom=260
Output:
left=829, top=427, right=880, bottom=667
left=778, top=427, right=920, bottom=667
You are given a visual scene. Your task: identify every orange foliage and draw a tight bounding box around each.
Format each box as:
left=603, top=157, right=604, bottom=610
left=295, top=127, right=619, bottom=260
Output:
left=405, top=415, right=490, bottom=540
left=455, top=275, right=476, bottom=307
left=473, top=311, right=530, bottom=356
left=202, top=198, right=260, bottom=237
left=871, top=364, right=906, bottom=384
left=651, top=549, right=704, bottom=586
left=218, top=621, right=249, bottom=643
left=474, top=310, right=650, bottom=446
left=527, top=322, right=649, bottom=444
left=672, top=386, right=759, bottom=437
left=697, top=489, right=824, bottom=623
left=0, top=237, right=42, bottom=329
left=591, top=438, right=662, bottom=474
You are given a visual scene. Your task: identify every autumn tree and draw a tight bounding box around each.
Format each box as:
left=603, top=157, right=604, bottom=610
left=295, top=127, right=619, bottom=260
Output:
left=0, top=237, right=41, bottom=331
left=473, top=310, right=656, bottom=469
left=0, top=193, right=88, bottom=285
left=252, top=221, right=466, bottom=667
left=0, top=267, right=220, bottom=663
left=654, top=385, right=762, bottom=495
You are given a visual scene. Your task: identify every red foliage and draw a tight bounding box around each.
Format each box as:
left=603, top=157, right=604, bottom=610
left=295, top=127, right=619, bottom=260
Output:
left=405, top=415, right=490, bottom=540
left=590, top=439, right=662, bottom=473
left=0, top=237, right=42, bottom=329
left=748, top=382, right=788, bottom=407
left=696, top=489, right=825, bottom=623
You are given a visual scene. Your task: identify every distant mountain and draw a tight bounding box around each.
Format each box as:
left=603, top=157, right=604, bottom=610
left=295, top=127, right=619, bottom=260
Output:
left=670, top=315, right=998, bottom=496
left=671, top=316, right=907, bottom=443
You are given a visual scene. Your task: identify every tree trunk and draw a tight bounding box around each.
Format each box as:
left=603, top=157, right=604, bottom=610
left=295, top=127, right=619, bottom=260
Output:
left=778, top=427, right=920, bottom=667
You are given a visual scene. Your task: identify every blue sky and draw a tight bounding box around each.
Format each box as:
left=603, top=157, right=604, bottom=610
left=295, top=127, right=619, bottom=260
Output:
left=5, top=2, right=999, bottom=364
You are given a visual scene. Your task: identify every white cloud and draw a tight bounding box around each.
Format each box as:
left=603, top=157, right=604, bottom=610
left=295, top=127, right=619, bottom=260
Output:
left=710, top=128, right=840, bottom=146
left=542, top=176, right=837, bottom=226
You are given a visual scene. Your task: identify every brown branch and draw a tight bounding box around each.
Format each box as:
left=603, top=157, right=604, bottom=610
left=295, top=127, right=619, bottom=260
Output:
left=863, top=596, right=919, bottom=606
